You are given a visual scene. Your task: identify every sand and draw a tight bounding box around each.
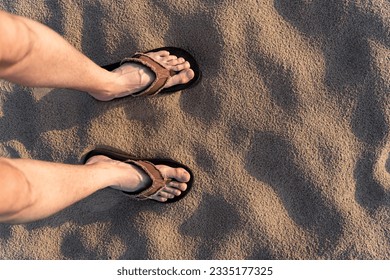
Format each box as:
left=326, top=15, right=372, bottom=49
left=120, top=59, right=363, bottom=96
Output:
left=0, top=0, right=389, bottom=260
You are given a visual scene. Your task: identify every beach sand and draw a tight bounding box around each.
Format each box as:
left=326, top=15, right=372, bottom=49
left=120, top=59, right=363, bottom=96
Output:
left=0, top=0, right=389, bottom=259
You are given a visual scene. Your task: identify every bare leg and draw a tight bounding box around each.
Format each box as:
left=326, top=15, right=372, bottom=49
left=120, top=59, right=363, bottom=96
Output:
left=0, top=10, right=194, bottom=101
left=0, top=157, right=189, bottom=224
left=0, top=11, right=193, bottom=224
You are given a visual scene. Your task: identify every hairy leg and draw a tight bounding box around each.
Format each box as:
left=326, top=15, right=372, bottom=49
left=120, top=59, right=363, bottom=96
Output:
left=0, top=157, right=189, bottom=224
left=0, top=10, right=194, bottom=101
left=0, top=11, right=192, bottom=224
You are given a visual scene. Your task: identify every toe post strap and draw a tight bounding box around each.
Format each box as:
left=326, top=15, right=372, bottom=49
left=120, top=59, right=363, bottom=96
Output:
left=124, top=160, right=171, bottom=200
left=121, top=53, right=173, bottom=97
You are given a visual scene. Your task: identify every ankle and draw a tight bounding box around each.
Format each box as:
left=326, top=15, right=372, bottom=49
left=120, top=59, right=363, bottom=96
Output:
left=88, top=63, right=155, bottom=101
left=87, top=72, right=120, bottom=101
left=110, top=64, right=154, bottom=98
left=87, top=158, right=151, bottom=192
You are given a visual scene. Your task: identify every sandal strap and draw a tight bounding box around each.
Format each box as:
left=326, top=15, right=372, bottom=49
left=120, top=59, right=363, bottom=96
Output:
left=121, top=53, right=174, bottom=97
left=125, top=160, right=171, bottom=200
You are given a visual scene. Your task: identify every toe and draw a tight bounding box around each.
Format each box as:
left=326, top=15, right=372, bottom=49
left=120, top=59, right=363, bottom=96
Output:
left=176, top=57, right=186, bottom=64
left=154, top=196, right=168, bottom=202
left=171, top=167, right=191, bottom=183
left=164, top=69, right=195, bottom=88
left=170, top=61, right=191, bottom=71
left=158, top=190, right=175, bottom=199
left=167, top=181, right=187, bottom=192
left=150, top=184, right=184, bottom=202
left=165, top=55, right=178, bottom=62
left=166, top=58, right=187, bottom=66
left=157, top=50, right=170, bottom=57
left=157, top=165, right=191, bottom=183
left=164, top=184, right=185, bottom=195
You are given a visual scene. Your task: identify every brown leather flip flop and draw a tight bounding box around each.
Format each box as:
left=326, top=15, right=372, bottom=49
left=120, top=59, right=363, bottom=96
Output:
left=102, top=47, right=201, bottom=97
left=84, top=148, right=194, bottom=203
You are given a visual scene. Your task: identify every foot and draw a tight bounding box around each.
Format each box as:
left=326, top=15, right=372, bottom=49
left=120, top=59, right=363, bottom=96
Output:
left=93, top=50, right=195, bottom=101
left=85, top=155, right=190, bottom=202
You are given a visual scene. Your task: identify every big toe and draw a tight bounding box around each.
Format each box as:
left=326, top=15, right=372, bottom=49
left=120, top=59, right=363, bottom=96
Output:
left=157, top=165, right=191, bottom=183
left=165, top=69, right=195, bottom=88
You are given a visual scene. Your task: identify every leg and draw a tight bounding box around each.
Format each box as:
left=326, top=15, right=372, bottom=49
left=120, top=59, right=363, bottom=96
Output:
left=0, top=157, right=189, bottom=224
left=0, top=10, right=194, bottom=101
left=0, top=11, right=192, bottom=224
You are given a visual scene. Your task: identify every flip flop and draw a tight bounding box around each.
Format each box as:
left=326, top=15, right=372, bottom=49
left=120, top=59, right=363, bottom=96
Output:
left=102, top=47, right=201, bottom=97
left=84, top=148, right=194, bottom=203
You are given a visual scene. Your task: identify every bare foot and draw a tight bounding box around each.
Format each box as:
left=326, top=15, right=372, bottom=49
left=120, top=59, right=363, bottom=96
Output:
left=85, top=155, right=190, bottom=202
left=92, top=50, right=195, bottom=101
